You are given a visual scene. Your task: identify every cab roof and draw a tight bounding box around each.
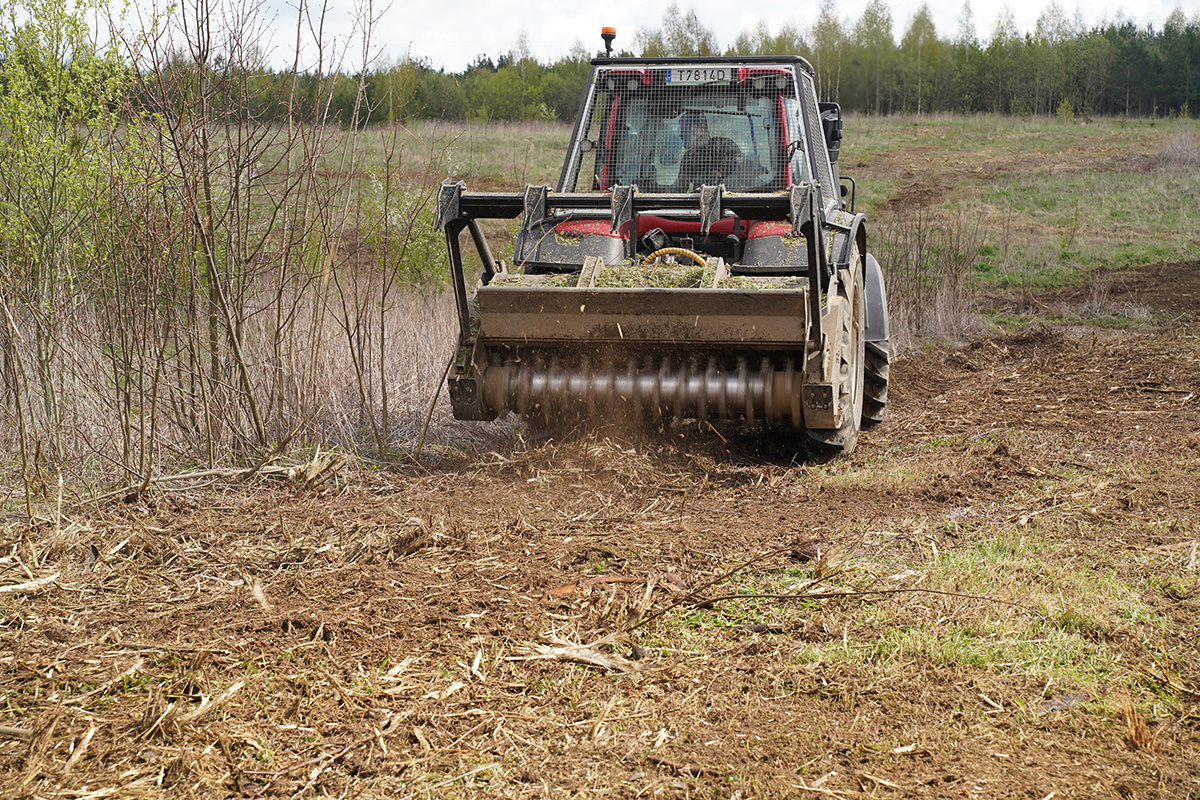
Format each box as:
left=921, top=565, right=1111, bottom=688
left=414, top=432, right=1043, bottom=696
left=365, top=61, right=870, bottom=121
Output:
left=589, top=55, right=815, bottom=75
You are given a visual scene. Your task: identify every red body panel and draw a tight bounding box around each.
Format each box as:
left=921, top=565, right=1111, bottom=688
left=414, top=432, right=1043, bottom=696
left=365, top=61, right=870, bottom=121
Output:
left=556, top=215, right=740, bottom=239
left=746, top=221, right=793, bottom=239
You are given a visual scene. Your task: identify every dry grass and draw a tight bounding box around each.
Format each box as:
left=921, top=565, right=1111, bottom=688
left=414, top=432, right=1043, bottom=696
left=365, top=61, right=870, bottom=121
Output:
left=1080, top=270, right=1152, bottom=322
left=0, top=285, right=509, bottom=493
left=1122, top=693, right=1165, bottom=753
left=401, top=120, right=570, bottom=187
left=1159, top=127, right=1200, bottom=168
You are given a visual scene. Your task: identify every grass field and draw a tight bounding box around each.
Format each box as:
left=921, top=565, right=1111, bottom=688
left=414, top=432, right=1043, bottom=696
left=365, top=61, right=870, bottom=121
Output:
left=2, top=115, right=1199, bottom=798
left=849, top=114, right=1200, bottom=345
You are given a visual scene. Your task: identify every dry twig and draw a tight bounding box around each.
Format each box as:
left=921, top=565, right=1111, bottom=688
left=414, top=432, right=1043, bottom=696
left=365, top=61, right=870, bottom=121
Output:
left=0, top=726, right=33, bottom=742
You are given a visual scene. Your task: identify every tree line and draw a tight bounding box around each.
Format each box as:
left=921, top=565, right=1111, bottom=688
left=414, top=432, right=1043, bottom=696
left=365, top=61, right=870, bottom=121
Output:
left=6, top=2, right=1197, bottom=125
left=371, top=1, right=1199, bottom=123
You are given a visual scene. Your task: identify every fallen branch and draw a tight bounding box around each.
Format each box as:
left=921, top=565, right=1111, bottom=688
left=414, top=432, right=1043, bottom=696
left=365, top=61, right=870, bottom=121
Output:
left=0, top=572, right=60, bottom=595
left=1138, top=661, right=1200, bottom=701
left=76, top=467, right=294, bottom=507
left=793, top=780, right=865, bottom=798
left=177, top=679, right=246, bottom=725
left=545, top=574, right=641, bottom=600
left=646, top=754, right=721, bottom=777
left=75, top=449, right=349, bottom=508
left=1108, top=384, right=1193, bottom=395
left=0, top=725, right=33, bottom=741
left=508, top=636, right=640, bottom=674
left=63, top=724, right=98, bottom=773
left=287, top=447, right=347, bottom=488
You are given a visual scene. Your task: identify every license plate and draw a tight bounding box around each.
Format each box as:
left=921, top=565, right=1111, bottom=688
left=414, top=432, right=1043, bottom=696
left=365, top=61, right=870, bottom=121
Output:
left=666, top=66, right=729, bottom=85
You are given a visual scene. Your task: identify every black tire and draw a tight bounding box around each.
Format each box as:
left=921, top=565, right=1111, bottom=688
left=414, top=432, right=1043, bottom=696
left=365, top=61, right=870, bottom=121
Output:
left=861, top=339, right=890, bottom=428
left=805, top=249, right=866, bottom=458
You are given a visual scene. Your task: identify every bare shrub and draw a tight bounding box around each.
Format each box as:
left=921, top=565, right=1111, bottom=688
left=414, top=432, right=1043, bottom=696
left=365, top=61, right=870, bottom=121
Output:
left=1160, top=129, right=1200, bottom=168
left=873, top=206, right=986, bottom=351
left=1081, top=271, right=1150, bottom=322
left=0, top=0, right=476, bottom=499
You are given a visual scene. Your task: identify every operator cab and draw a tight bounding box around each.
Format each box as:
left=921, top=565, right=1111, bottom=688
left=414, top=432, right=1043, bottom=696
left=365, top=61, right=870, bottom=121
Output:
left=513, top=53, right=843, bottom=272
left=576, top=73, right=808, bottom=193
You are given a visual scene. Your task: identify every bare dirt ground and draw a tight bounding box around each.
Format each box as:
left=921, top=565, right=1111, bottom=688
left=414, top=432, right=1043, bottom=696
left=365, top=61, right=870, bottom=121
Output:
left=3, top=261, right=1200, bottom=798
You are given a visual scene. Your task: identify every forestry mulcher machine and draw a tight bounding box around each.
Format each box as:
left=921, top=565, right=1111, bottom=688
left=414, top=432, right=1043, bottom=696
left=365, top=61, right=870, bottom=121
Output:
left=436, top=34, right=890, bottom=455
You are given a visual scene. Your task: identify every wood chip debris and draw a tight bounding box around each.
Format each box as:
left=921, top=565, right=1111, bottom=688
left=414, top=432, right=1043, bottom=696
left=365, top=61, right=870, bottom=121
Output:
left=544, top=574, right=641, bottom=600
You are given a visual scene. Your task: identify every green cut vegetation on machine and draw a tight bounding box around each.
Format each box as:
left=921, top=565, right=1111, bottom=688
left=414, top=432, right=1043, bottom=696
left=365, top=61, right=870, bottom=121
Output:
left=436, top=43, right=890, bottom=456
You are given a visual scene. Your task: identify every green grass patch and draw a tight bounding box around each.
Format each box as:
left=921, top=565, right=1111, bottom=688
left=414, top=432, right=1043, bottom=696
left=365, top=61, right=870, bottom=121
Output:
left=841, top=115, right=1200, bottom=333
left=644, top=479, right=1186, bottom=705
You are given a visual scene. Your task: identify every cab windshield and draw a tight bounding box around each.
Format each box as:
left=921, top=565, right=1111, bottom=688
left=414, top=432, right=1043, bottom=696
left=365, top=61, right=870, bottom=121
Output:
left=618, top=92, right=798, bottom=192
left=564, top=67, right=813, bottom=194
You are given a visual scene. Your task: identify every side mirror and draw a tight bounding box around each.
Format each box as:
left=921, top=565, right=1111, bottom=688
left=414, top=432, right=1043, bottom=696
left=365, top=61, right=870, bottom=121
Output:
left=818, top=102, right=843, bottom=145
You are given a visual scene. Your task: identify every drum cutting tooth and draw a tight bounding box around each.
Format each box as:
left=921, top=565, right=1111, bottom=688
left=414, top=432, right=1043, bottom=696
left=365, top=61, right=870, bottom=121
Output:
left=495, top=360, right=516, bottom=416
left=787, top=358, right=803, bottom=429
left=625, top=359, right=639, bottom=416
left=698, top=358, right=711, bottom=420
left=547, top=354, right=566, bottom=400
left=581, top=354, right=595, bottom=422
left=739, top=358, right=753, bottom=426
left=654, top=358, right=668, bottom=420
left=516, top=357, right=533, bottom=416
left=761, top=357, right=776, bottom=425
left=715, top=357, right=727, bottom=420
left=673, top=357, right=687, bottom=418
left=602, top=362, right=615, bottom=411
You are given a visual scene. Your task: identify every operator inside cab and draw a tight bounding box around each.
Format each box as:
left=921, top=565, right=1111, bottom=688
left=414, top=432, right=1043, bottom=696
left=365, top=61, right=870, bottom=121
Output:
left=675, top=110, right=743, bottom=191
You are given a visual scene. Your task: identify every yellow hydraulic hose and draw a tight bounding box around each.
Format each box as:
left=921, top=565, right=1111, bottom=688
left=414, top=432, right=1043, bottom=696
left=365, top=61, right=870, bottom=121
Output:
left=640, top=247, right=708, bottom=267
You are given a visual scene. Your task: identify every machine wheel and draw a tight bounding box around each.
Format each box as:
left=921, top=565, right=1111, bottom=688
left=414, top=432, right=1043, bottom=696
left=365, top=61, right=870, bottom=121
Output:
left=805, top=249, right=866, bottom=458
left=861, top=340, right=890, bottom=428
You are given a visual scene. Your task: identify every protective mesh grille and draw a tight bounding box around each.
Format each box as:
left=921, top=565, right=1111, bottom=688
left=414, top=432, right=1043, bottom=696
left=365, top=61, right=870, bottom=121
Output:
left=566, top=64, right=809, bottom=194
left=799, top=72, right=835, bottom=201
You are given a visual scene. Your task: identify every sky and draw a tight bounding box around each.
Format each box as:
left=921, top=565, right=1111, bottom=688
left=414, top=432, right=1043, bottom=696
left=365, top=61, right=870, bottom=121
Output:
left=251, top=0, right=1198, bottom=73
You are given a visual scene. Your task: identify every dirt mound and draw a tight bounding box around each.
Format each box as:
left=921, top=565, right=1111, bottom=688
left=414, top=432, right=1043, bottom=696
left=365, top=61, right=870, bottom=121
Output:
left=882, top=179, right=947, bottom=211
left=1051, top=260, right=1200, bottom=318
